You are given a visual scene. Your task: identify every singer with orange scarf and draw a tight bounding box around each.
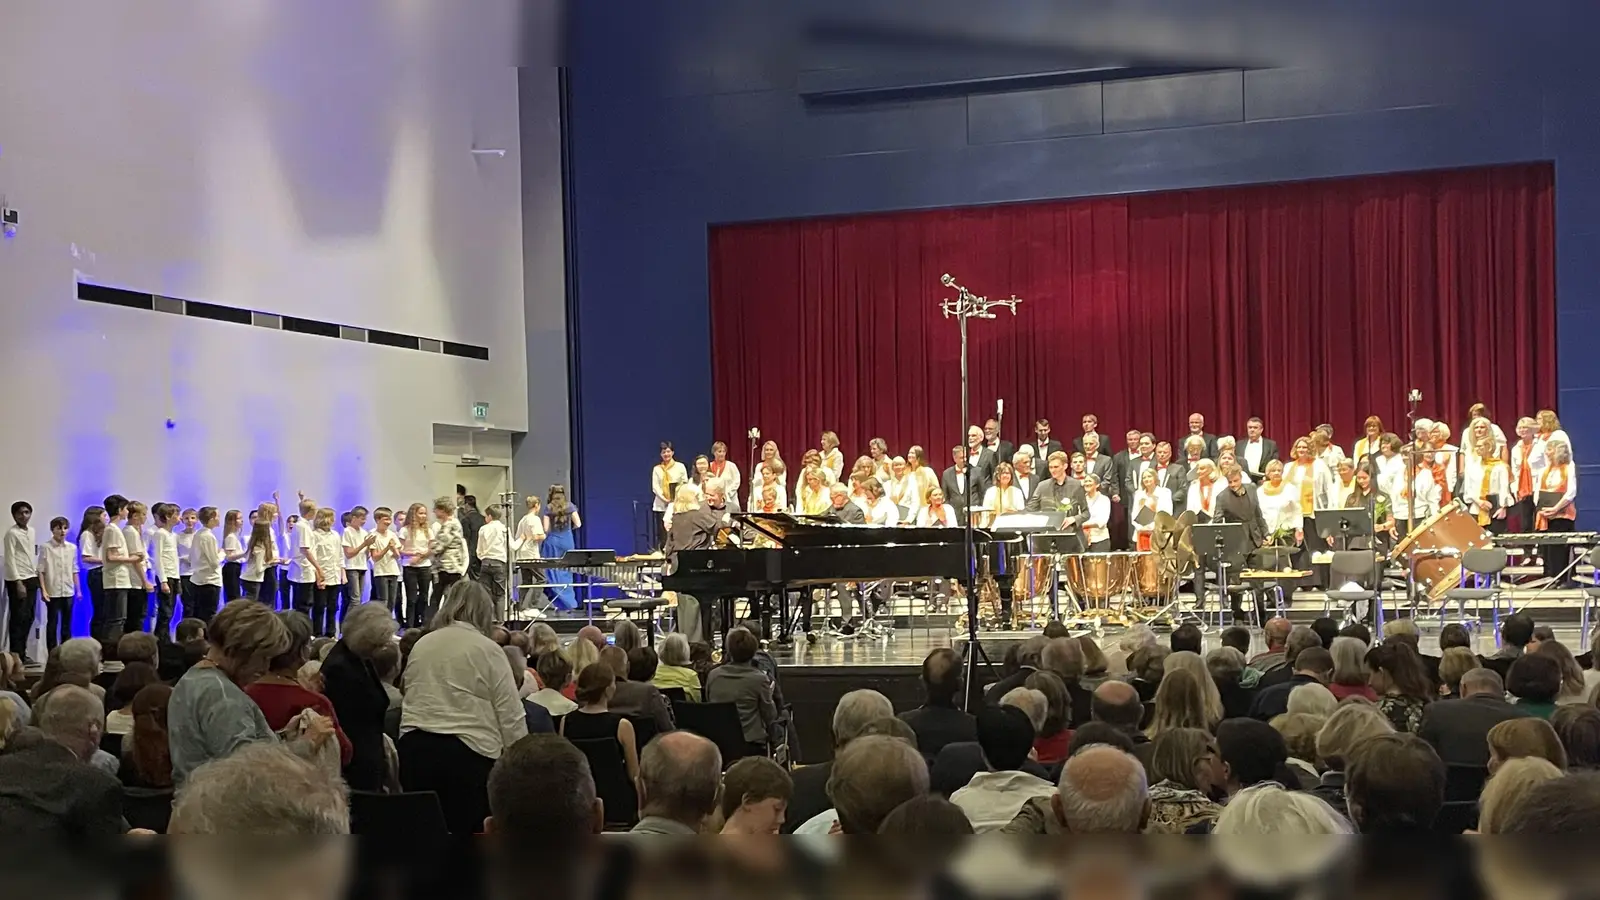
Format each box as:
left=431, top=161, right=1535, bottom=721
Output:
left=708, top=441, right=742, bottom=502
left=1535, top=439, right=1579, bottom=583
left=1509, top=417, right=1541, bottom=534
left=1129, top=468, right=1174, bottom=551
left=1460, top=423, right=1512, bottom=535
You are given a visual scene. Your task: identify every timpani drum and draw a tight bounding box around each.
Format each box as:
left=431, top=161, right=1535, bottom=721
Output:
left=1133, top=551, right=1177, bottom=600
left=1390, top=501, right=1494, bottom=602
left=1063, top=552, right=1135, bottom=608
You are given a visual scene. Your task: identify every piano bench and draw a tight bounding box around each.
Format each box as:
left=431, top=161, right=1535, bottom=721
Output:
left=606, top=597, right=669, bottom=644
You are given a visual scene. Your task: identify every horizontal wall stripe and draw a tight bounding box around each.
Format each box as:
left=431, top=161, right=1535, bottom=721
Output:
left=76, top=281, right=489, bottom=361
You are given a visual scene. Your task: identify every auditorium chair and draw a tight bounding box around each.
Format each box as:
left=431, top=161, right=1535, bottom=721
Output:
left=569, top=737, right=639, bottom=829
left=1444, top=764, right=1489, bottom=803
left=626, top=714, right=661, bottom=753
left=348, top=790, right=449, bottom=837
left=121, top=786, right=174, bottom=834
left=672, top=701, right=752, bottom=769
left=1442, top=547, right=1508, bottom=644
left=1433, top=800, right=1479, bottom=834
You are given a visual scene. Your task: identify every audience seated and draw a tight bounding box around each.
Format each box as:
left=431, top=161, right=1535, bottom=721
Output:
left=1216, top=718, right=1292, bottom=797
left=1170, top=623, right=1203, bottom=655
left=531, top=650, right=578, bottom=716
left=1438, top=622, right=1472, bottom=651
left=1338, top=623, right=1372, bottom=645
left=1344, top=733, right=1445, bottom=834
left=1308, top=617, right=1341, bottom=655
left=1145, top=727, right=1224, bottom=833
left=1148, top=668, right=1218, bottom=736
left=116, top=631, right=159, bottom=668
left=505, top=647, right=555, bottom=735
left=629, top=731, right=722, bottom=834
left=1091, top=680, right=1153, bottom=768
left=34, top=638, right=107, bottom=705
left=1507, top=652, right=1563, bottom=719
left=576, top=625, right=607, bottom=653
left=999, top=686, right=1047, bottom=735
left=1065, top=721, right=1137, bottom=758
left=1103, top=625, right=1156, bottom=676
left=1250, top=648, right=1334, bottom=720
left=1499, top=772, right=1600, bottom=833
left=717, top=756, right=792, bottom=835
left=1382, top=617, right=1440, bottom=686
left=1023, top=671, right=1072, bottom=764
left=1248, top=618, right=1291, bottom=673
left=986, top=636, right=1047, bottom=700
left=950, top=705, right=1053, bottom=832
left=1437, top=646, right=1481, bottom=698
left=783, top=688, right=892, bottom=833
left=1165, top=650, right=1224, bottom=724
left=1536, top=639, right=1591, bottom=706
left=168, top=600, right=291, bottom=785
left=1476, top=756, right=1563, bottom=834
left=1327, top=637, right=1377, bottom=702
left=653, top=633, right=702, bottom=702
left=878, top=794, right=974, bottom=836
left=1207, top=648, right=1255, bottom=719
left=1270, top=713, right=1326, bottom=790
left=1287, top=682, right=1338, bottom=717
left=606, top=646, right=673, bottom=735
left=526, top=623, right=560, bottom=663
left=485, top=733, right=603, bottom=838
left=398, top=582, right=529, bottom=835
left=1211, top=783, right=1351, bottom=840
left=705, top=626, right=777, bottom=755
left=824, top=734, right=930, bottom=835
left=1039, top=637, right=1092, bottom=726
left=1126, top=643, right=1170, bottom=703
left=163, top=618, right=207, bottom=683
left=105, top=661, right=160, bottom=738
left=1490, top=613, right=1535, bottom=666
left=1367, top=642, right=1434, bottom=733
left=1551, top=705, right=1600, bottom=769
left=321, top=602, right=399, bottom=791
left=898, top=648, right=977, bottom=758
left=1077, top=636, right=1112, bottom=691
left=242, top=610, right=352, bottom=767
left=563, top=637, right=600, bottom=687
left=611, top=618, right=644, bottom=654
left=119, top=683, right=174, bottom=789
left=169, top=743, right=349, bottom=834
left=0, top=684, right=125, bottom=838
left=1001, top=744, right=1148, bottom=834
left=1311, top=701, right=1394, bottom=815
left=0, top=653, right=30, bottom=729
left=1488, top=716, right=1568, bottom=772
left=560, top=663, right=640, bottom=786
left=1256, top=626, right=1321, bottom=690
left=1418, top=668, right=1527, bottom=768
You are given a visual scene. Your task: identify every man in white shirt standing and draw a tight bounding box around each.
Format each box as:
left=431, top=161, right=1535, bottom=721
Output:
left=342, top=506, right=375, bottom=614
left=5, top=501, right=41, bottom=663
left=476, top=504, right=511, bottom=618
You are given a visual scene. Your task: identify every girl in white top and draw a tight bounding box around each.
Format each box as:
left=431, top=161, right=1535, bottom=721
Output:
left=820, top=431, right=845, bottom=483
left=1186, top=459, right=1221, bottom=520
left=689, top=456, right=711, bottom=498
left=1129, top=468, right=1174, bottom=551
left=663, top=484, right=699, bottom=531
left=221, top=509, right=246, bottom=601
left=399, top=503, right=437, bottom=628
left=981, top=463, right=1027, bottom=528
left=77, top=506, right=105, bottom=636
left=861, top=479, right=899, bottom=526
left=309, top=507, right=345, bottom=636
left=239, top=516, right=278, bottom=602
left=916, top=488, right=958, bottom=527
left=1256, top=460, right=1303, bottom=545
left=1461, top=429, right=1512, bottom=532
left=1081, top=475, right=1112, bottom=551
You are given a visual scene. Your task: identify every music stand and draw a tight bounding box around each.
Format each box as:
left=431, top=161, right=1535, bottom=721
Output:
left=1190, top=523, right=1250, bottom=624
left=1315, top=508, right=1373, bottom=553
left=1030, top=528, right=1085, bottom=621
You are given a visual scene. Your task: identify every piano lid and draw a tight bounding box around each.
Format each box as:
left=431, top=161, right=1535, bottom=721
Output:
left=732, top=512, right=990, bottom=549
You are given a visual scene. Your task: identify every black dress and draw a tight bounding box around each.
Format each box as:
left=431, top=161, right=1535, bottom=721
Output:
left=561, top=710, right=624, bottom=742
left=321, top=641, right=391, bottom=792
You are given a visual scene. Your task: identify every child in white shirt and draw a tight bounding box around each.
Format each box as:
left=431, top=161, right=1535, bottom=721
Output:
left=39, top=515, right=78, bottom=652
left=476, top=504, right=510, bottom=615
left=368, top=507, right=402, bottom=615
left=150, top=503, right=182, bottom=641
left=309, top=507, right=346, bottom=638
left=341, top=507, right=375, bottom=612
left=4, top=501, right=40, bottom=662
left=187, top=506, right=225, bottom=622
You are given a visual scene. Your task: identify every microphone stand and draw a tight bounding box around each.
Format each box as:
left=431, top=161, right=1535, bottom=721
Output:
left=940, top=274, right=1022, bottom=711
left=1404, top=390, right=1421, bottom=614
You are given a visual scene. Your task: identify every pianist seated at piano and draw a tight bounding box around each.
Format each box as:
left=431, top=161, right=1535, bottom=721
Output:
left=820, top=483, right=866, bottom=525
left=665, top=478, right=731, bottom=644
left=662, top=484, right=699, bottom=532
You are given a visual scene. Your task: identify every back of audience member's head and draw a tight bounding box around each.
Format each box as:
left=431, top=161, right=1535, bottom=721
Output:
left=1477, top=757, right=1564, bottom=834
left=1439, top=647, right=1481, bottom=695
left=486, top=734, right=601, bottom=838
left=1000, top=687, right=1048, bottom=735
left=1077, top=636, right=1109, bottom=675
left=1212, top=783, right=1352, bottom=835
left=1041, top=637, right=1084, bottom=683
left=832, top=689, right=894, bottom=748
left=128, top=683, right=175, bottom=788
left=1041, top=621, right=1069, bottom=641
left=268, top=610, right=314, bottom=675
left=116, top=631, right=158, bottom=667
left=506, top=629, right=533, bottom=656
left=1148, top=668, right=1212, bottom=736
left=36, top=683, right=103, bottom=761
left=1315, top=702, right=1395, bottom=772
left=1015, top=635, right=1048, bottom=670
left=432, top=580, right=499, bottom=634
left=1066, top=722, right=1137, bottom=759
left=598, top=645, right=629, bottom=681
left=638, top=732, right=722, bottom=826
left=827, top=735, right=930, bottom=834
left=1219, top=626, right=1252, bottom=656
left=1128, top=644, right=1171, bottom=683
left=1501, top=612, right=1536, bottom=649
left=858, top=716, right=919, bottom=749
left=208, top=599, right=292, bottom=682
left=1328, top=636, right=1370, bottom=687
left=368, top=643, right=400, bottom=687
left=1287, top=683, right=1338, bottom=718
left=535, top=647, right=573, bottom=692
left=1206, top=647, right=1246, bottom=688
left=1024, top=671, right=1070, bottom=739
left=1148, top=727, right=1221, bottom=794
left=503, top=646, right=528, bottom=692
left=919, top=648, right=963, bottom=706
left=170, top=743, right=349, bottom=833
left=1271, top=713, right=1325, bottom=766
left=1500, top=771, right=1600, bottom=833
left=1283, top=626, right=1323, bottom=668
left=1259, top=618, right=1291, bottom=651
left=1535, top=639, right=1587, bottom=697
left=563, top=636, right=600, bottom=679
left=1507, top=653, right=1563, bottom=704
left=110, top=661, right=160, bottom=711
left=1170, top=623, right=1203, bottom=655
left=1337, top=623, right=1372, bottom=646
left=976, top=705, right=1036, bottom=771
left=1344, top=733, right=1444, bottom=833
left=1365, top=641, right=1432, bottom=700
left=576, top=624, right=606, bottom=651
left=659, top=632, right=691, bottom=668
left=574, top=662, right=615, bottom=706
left=877, top=795, right=974, bottom=836
left=626, top=646, right=659, bottom=684
left=1164, top=650, right=1224, bottom=721
left=1552, top=705, right=1600, bottom=770
left=58, top=637, right=103, bottom=677
left=489, top=626, right=510, bottom=647
left=1309, top=618, right=1341, bottom=654
left=1092, top=679, right=1143, bottom=732
left=1055, top=745, right=1148, bottom=833
left=725, top=626, right=759, bottom=665
left=528, top=622, right=559, bottom=659
left=1438, top=622, right=1472, bottom=650
left=611, top=618, right=644, bottom=654
left=174, top=617, right=207, bottom=645
left=1488, top=717, right=1568, bottom=772
left=1382, top=617, right=1420, bottom=649
left=1459, top=666, right=1504, bottom=699
left=718, top=756, right=792, bottom=832
left=1217, top=718, right=1289, bottom=790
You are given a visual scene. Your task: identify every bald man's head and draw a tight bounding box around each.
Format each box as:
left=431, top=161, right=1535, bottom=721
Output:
left=921, top=648, right=963, bottom=705
left=1263, top=617, right=1292, bottom=650
left=1053, top=746, right=1148, bottom=833
left=577, top=626, right=606, bottom=651
left=1091, top=679, right=1143, bottom=732
left=827, top=735, right=930, bottom=834
left=638, top=731, right=722, bottom=826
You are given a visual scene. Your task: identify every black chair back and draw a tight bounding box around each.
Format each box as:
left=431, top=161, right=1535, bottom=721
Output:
left=1444, top=764, right=1489, bottom=802
left=122, top=786, right=174, bottom=834
left=100, top=731, right=124, bottom=757
left=628, top=715, right=662, bottom=752
left=672, top=701, right=750, bottom=769
left=661, top=687, right=689, bottom=704
left=349, top=790, right=449, bottom=837
left=1433, top=800, right=1479, bottom=834
left=929, top=743, right=985, bottom=797
left=570, top=737, right=639, bottom=828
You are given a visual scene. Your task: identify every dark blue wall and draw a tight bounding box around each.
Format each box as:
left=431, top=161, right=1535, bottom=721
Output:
left=563, top=1, right=1600, bottom=549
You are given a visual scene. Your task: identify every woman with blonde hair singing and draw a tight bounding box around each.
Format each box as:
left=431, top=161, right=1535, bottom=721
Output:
left=1130, top=468, right=1174, bottom=551
left=794, top=466, right=831, bottom=517
left=1461, top=419, right=1512, bottom=535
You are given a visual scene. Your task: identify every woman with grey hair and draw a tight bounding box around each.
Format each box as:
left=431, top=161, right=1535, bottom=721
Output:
left=1104, top=624, right=1157, bottom=676
left=1327, top=637, right=1377, bottom=701
left=322, top=601, right=397, bottom=791
left=528, top=622, right=560, bottom=661
left=652, top=632, right=702, bottom=702
left=399, top=580, right=528, bottom=833
left=612, top=618, right=644, bottom=655
left=1206, top=647, right=1255, bottom=719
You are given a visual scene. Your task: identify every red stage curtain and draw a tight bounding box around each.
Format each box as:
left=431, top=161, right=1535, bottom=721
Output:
left=709, top=164, right=1556, bottom=465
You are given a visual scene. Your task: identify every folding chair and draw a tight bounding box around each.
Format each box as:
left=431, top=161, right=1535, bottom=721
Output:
left=1443, top=547, right=1508, bottom=643
left=1583, top=548, right=1600, bottom=652
left=1325, top=550, right=1382, bottom=633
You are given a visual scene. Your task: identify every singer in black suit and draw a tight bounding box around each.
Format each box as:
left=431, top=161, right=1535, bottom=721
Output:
left=1185, top=412, right=1220, bottom=460
left=1080, top=436, right=1118, bottom=501
left=983, top=418, right=1014, bottom=471
left=1238, top=418, right=1280, bottom=481
left=820, top=484, right=866, bottom=525
left=1025, top=418, right=1063, bottom=464
left=942, top=447, right=988, bottom=519
left=1071, top=413, right=1114, bottom=457
left=964, top=426, right=998, bottom=485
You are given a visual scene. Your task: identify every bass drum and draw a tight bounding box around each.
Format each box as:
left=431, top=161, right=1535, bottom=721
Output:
left=1390, top=501, right=1494, bottom=602
left=1063, top=553, right=1134, bottom=609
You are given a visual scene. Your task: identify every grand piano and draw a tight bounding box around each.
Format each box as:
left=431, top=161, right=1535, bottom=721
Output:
left=660, top=512, right=978, bottom=641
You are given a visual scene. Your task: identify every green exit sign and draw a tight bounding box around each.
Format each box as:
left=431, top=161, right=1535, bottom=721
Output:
left=472, top=402, right=489, bottom=423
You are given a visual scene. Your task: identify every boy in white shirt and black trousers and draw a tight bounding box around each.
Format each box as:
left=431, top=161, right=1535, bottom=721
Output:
left=176, top=508, right=198, bottom=617
left=121, top=501, right=153, bottom=638
left=150, top=503, right=183, bottom=641
left=96, top=495, right=133, bottom=647
left=4, top=501, right=40, bottom=663
left=476, top=504, right=510, bottom=618
left=187, top=506, right=224, bottom=623
left=288, top=497, right=319, bottom=617
left=368, top=507, right=402, bottom=615
left=342, top=507, right=375, bottom=615
left=39, top=516, right=78, bottom=652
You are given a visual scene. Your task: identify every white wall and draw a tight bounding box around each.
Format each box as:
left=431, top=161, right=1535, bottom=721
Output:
left=0, top=0, right=566, bottom=526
